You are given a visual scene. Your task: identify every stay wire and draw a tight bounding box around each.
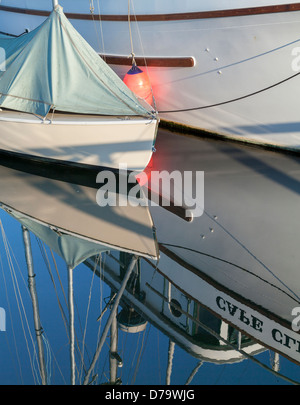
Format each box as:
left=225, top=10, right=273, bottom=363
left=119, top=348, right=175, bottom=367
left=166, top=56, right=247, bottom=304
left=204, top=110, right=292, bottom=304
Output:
left=130, top=0, right=157, bottom=111
left=0, top=222, right=38, bottom=384
left=158, top=70, right=300, bottom=114
left=0, top=235, right=24, bottom=384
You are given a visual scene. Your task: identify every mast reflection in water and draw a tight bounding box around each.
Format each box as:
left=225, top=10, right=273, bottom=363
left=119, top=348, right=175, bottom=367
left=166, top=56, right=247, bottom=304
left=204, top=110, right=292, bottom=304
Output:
left=0, top=127, right=299, bottom=385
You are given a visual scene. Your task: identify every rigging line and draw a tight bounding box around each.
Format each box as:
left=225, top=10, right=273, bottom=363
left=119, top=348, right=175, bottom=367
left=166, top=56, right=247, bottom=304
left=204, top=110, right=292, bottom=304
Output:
left=49, top=248, right=68, bottom=309
left=0, top=236, right=24, bottom=384
left=4, top=231, right=31, bottom=299
left=0, top=223, right=38, bottom=384
left=36, top=239, right=69, bottom=336
left=83, top=255, right=138, bottom=385
left=2, top=230, right=48, bottom=383
left=122, top=314, right=141, bottom=383
left=166, top=293, right=300, bottom=385
left=205, top=211, right=300, bottom=302
left=185, top=361, right=203, bottom=385
left=49, top=249, right=88, bottom=368
left=90, top=0, right=106, bottom=61
left=79, top=261, right=98, bottom=382
left=39, top=243, right=85, bottom=378
left=158, top=70, right=300, bottom=114
left=58, top=15, right=153, bottom=119
left=131, top=325, right=149, bottom=384
left=156, top=329, right=162, bottom=385
left=128, top=0, right=135, bottom=64
left=160, top=242, right=300, bottom=304
left=130, top=330, right=142, bottom=378
left=130, top=0, right=157, bottom=111
left=97, top=0, right=106, bottom=58
left=50, top=246, right=89, bottom=367
left=73, top=286, right=92, bottom=373
left=213, top=363, right=227, bottom=385
left=236, top=355, right=251, bottom=384
left=32, top=343, right=42, bottom=384
left=119, top=259, right=141, bottom=382
left=44, top=335, right=67, bottom=385
left=90, top=254, right=105, bottom=384
left=38, top=240, right=86, bottom=380
left=42, top=334, right=52, bottom=384
left=49, top=249, right=89, bottom=370
left=95, top=256, right=106, bottom=361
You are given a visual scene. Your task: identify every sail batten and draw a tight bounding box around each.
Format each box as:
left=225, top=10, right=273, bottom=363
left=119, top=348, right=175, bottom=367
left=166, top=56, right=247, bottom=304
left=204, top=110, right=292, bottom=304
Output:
left=0, top=6, right=152, bottom=118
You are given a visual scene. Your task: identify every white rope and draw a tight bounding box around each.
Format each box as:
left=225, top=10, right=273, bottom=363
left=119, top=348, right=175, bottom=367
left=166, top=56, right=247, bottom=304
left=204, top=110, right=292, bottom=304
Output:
left=89, top=0, right=106, bottom=60
left=0, top=235, right=24, bottom=383
left=128, top=0, right=136, bottom=66
left=42, top=334, right=52, bottom=384
left=0, top=221, right=38, bottom=384
left=78, top=258, right=98, bottom=382
left=130, top=0, right=157, bottom=110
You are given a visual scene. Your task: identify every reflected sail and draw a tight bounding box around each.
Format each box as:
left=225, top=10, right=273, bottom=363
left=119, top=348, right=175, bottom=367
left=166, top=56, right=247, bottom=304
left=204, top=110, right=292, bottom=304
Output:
left=0, top=163, right=159, bottom=260
left=0, top=129, right=299, bottom=385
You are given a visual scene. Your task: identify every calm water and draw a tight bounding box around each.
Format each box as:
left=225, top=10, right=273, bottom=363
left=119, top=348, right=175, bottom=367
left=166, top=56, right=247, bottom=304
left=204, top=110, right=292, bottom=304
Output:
left=0, top=128, right=299, bottom=386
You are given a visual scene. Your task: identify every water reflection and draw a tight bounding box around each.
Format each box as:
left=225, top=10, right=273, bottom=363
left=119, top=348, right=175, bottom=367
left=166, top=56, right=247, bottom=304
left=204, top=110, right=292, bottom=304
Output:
left=0, top=128, right=299, bottom=385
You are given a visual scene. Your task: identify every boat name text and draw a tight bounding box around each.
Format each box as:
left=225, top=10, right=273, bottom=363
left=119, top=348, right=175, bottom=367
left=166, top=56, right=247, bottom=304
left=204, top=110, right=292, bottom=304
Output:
left=216, top=296, right=300, bottom=358
left=216, top=296, right=263, bottom=332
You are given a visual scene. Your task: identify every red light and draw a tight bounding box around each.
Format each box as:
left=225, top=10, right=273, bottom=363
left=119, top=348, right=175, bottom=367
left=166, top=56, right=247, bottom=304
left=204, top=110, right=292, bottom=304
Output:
left=123, top=65, right=153, bottom=105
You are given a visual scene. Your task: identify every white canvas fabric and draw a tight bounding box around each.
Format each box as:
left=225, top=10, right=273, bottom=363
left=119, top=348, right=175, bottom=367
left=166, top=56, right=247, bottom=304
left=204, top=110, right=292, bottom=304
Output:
left=0, top=6, right=152, bottom=118
left=9, top=209, right=109, bottom=268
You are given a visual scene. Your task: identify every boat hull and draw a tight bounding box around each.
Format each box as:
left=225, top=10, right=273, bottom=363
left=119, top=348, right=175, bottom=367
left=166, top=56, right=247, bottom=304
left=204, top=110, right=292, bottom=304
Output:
left=89, top=251, right=264, bottom=363
left=1, top=1, right=300, bottom=151
left=0, top=110, right=157, bottom=171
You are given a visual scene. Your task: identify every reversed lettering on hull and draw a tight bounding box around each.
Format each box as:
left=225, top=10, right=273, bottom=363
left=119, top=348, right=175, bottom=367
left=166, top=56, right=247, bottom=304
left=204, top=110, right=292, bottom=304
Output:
left=215, top=295, right=300, bottom=364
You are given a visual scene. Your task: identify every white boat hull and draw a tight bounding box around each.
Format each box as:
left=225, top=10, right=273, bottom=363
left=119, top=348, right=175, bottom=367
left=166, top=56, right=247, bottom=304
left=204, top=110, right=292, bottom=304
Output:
left=1, top=1, right=300, bottom=151
left=90, top=251, right=265, bottom=364
left=0, top=110, right=157, bottom=171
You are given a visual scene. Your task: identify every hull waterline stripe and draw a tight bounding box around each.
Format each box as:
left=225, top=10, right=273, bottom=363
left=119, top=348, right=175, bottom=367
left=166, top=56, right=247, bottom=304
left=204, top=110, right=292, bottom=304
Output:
left=1, top=4, right=300, bottom=21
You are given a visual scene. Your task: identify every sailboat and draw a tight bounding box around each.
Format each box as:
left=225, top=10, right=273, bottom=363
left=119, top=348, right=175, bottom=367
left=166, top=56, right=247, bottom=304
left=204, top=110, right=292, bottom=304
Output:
left=0, top=160, right=158, bottom=385
left=0, top=152, right=298, bottom=384
left=0, top=1, right=158, bottom=172
left=1, top=1, right=300, bottom=153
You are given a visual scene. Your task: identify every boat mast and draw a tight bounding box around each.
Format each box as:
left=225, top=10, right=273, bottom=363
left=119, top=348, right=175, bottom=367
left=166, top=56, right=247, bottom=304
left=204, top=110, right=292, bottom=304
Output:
left=83, top=255, right=138, bottom=385
left=165, top=340, right=175, bottom=385
left=52, top=0, right=59, bottom=8
left=22, top=226, right=47, bottom=385
left=109, top=312, right=119, bottom=384
left=68, top=265, right=76, bottom=385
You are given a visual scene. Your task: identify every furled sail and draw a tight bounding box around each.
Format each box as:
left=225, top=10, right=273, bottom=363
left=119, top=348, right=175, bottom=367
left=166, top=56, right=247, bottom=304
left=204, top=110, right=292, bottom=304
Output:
left=0, top=5, right=153, bottom=118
